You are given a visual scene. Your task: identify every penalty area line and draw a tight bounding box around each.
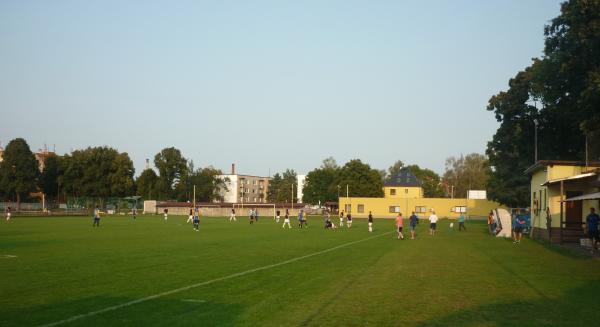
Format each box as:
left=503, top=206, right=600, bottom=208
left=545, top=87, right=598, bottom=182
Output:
left=41, top=230, right=393, bottom=327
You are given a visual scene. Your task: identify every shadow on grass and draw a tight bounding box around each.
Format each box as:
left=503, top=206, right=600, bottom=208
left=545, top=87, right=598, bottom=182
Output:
left=416, top=283, right=600, bottom=326
left=0, top=295, right=245, bottom=327
left=529, top=237, right=597, bottom=260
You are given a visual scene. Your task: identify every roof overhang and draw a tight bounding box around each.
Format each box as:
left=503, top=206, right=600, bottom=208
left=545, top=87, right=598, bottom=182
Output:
left=562, top=192, right=600, bottom=202
left=541, top=172, right=597, bottom=186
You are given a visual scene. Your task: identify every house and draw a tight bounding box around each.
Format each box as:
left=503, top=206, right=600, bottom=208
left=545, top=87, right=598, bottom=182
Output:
left=525, top=160, right=600, bottom=243
left=338, top=168, right=501, bottom=218
left=216, top=164, right=271, bottom=204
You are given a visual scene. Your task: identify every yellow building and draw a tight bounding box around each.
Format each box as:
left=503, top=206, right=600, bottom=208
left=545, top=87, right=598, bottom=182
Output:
left=339, top=168, right=501, bottom=219
left=526, top=160, right=600, bottom=243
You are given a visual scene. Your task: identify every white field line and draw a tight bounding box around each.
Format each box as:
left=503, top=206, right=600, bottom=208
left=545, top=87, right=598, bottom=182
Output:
left=1, top=254, right=17, bottom=259
left=41, top=231, right=393, bottom=327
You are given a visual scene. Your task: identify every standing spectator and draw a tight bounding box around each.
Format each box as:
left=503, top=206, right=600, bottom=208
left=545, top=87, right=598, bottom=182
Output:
left=429, top=211, right=438, bottom=236
left=395, top=213, right=404, bottom=240
left=513, top=213, right=526, bottom=244
left=586, top=208, right=599, bottom=253
left=458, top=213, right=466, bottom=231
left=93, top=206, right=101, bottom=227
left=230, top=208, right=237, bottom=222
left=409, top=211, right=419, bottom=239
left=487, top=211, right=495, bottom=235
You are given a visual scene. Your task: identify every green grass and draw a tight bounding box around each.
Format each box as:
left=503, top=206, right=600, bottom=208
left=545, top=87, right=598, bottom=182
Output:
left=1, top=215, right=599, bottom=326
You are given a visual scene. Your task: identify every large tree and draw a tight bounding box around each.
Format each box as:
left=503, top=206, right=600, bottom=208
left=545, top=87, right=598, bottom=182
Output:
left=302, top=158, right=340, bottom=204
left=487, top=0, right=600, bottom=206
left=0, top=138, right=40, bottom=208
left=336, top=159, right=384, bottom=198
left=39, top=154, right=63, bottom=200
left=154, top=147, right=187, bottom=200
left=443, top=154, right=491, bottom=198
left=267, top=169, right=298, bottom=203
left=61, top=146, right=135, bottom=199
left=136, top=169, right=158, bottom=199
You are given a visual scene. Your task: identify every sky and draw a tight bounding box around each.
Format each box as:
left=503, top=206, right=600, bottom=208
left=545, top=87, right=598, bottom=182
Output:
left=0, top=0, right=563, bottom=177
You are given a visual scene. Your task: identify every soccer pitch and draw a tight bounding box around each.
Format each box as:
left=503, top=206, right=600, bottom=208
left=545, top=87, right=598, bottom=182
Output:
left=1, top=215, right=599, bottom=326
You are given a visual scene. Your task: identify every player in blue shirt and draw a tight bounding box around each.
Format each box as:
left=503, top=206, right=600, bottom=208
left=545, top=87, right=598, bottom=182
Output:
left=409, top=212, right=419, bottom=239
left=513, top=214, right=526, bottom=244
left=193, top=207, right=200, bottom=231
left=586, top=208, right=599, bottom=253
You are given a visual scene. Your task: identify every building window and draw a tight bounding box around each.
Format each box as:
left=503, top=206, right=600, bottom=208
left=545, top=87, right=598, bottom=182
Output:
left=390, top=189, right=396, bottom=196
left=345, top=204, right=352, bottom=213
left=454, top=206, right=466, bottom=213
left=415, top=206, right=427, bottom=213
left=389, top=206, right=400, bottom=213
left=357, top=204, right=365, bottom=213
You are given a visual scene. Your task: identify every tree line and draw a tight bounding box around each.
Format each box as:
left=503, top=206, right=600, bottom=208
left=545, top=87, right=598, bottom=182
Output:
left=486, top=0, right=600, bottom=207
left=0, top=138, right=226, bottom=207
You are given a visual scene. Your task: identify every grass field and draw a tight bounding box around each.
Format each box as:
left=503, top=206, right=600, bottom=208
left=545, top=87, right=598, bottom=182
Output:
left=1, top=215, right=599, bottom=326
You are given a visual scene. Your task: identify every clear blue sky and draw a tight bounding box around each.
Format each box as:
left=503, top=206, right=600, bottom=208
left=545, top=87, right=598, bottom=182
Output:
left=0, top=0, right=562, bottom=176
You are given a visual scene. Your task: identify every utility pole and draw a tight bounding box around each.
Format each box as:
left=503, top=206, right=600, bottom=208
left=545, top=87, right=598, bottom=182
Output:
left=291, top=183, right=294, bottom=209
left=534, top=119, right=539, bottom=163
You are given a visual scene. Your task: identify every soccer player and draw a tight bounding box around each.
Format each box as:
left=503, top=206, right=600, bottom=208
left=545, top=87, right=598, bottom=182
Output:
left=230, top=208, right=237, bottom=222
left=409, top=211, right=419, bottom=239
left=458, top=212, right=466, bottom=231
left=325, top=214, right=333, bottom=230
left=5, top=206, right=11, bottom=221
left=193, top=209, right=200, bottom=232
left=339, top=211, right=345, bottom=227
left=187, top=208, right=194, bottom=223
left=586, top=208, right=599, bottom=253
left=93, top=206, right=101, bottom=227
left=429, top=211, right=438, bottom=236
left=276, top=209, right=281, bottom=223
left=298, top=210, right=305, bottom=228
left=513, top=213, right=526, bottom=244
left=346, top=212, right=352, bottom=228
left=396, top=213, right=404, bottom=240
left=368, top=211, right=374, bottom=232
left=487, top=211, right=495, bottom=235
left=132, top=207, right=137, bottom=220
left=163, top=208, right=169, bottom=221
left=255, top=209, right=259, bottom=222
left=249, top=209, right=255, bottom=225
left=283, top=210, right=291, bottom=229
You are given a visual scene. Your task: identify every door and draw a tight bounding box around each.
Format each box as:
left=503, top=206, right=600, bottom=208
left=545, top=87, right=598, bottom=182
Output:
left=565, top=191, right=583, bottom=228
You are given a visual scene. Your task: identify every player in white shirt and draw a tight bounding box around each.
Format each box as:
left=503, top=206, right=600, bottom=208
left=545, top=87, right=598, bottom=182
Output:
left=229, top=208, right=237, bottom=222
left=282, top=210, right=291, bottom=228
left=339, top=211, right=345, bottom=227
left=186, top=208, right=194, bottom=223
left=429, top=211, right=439, bottom=236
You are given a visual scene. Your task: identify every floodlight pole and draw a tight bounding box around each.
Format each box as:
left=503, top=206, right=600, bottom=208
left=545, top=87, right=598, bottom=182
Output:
left=534, top=119, right=539, bottom=163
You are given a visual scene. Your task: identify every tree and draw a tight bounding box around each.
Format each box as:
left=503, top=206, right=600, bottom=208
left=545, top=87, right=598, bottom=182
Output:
left=154, top=147, right=187, bottom=200
left=336, top=159, right=383, bottom=197
left=60, top=146, right=135, bottom=200
left=443, top=154, right=491, bottom=198
left=267, top=169, right=297, bottom=203
left=0, top=138, right=40, bottom=209
left=136, top=169, right=158, bottom=199
left=303, top=158, right=340, bottom=204
left=39, top=154, right=62, bottom=200
left=405, top=164, right=445, bottom=198
left=486, top=1, right=600, bottom=206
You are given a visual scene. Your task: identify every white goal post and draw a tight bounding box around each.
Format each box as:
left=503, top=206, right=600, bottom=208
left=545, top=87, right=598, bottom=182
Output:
left=232, top=203, right=277, bottom=219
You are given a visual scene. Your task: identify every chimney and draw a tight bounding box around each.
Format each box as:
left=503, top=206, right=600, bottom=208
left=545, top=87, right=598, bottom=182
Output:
left=231, top=163, right=236, bottom=175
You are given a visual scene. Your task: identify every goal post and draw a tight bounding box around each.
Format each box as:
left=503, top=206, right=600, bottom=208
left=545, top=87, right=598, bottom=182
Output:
left=233, top=203, right=277, bottom=219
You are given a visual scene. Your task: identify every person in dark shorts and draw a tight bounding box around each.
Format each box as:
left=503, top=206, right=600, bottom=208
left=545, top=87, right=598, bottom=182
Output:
left=346, top=213, right=352, bottom=228
left=513, top=214, right=526, bottom=244
left=586, top=208, right=599, bottom=253
left=132, top=207, right=137, bottom=220
left=409, top=212, right=419, bottom=239
left=458, top=213, right=466, bottom=231
left=193, top=209, right=200, bottom=231
left=93, top=206, right=101, bottom=227
left=428, top=211, right=438, bottom=236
